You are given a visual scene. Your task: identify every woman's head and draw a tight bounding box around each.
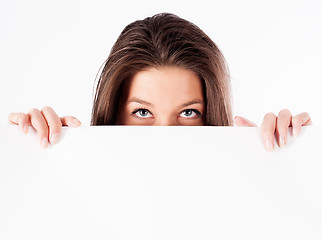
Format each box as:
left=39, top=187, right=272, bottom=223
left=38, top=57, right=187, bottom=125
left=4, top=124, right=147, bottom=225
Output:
left=117, top=65, right=205, bottom=126
left=91, top=13, right=232, bottom=126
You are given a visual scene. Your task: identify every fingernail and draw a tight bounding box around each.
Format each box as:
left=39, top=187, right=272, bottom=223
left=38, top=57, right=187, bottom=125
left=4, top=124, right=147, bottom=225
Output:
left=50, top=133, right=60, bottom=144
left=265, top=140, right=274, bottom=151
left=279, top=135, right=286, bottom=148
left=73, top=119, right=81, bottom=125
left=41, top=138, right=49, bottom=149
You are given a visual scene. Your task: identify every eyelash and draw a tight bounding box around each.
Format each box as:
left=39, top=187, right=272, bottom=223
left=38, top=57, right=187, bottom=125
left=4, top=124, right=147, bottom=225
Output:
left=180, top=109, right=202, bottom=119
left=131, top=108, right=202, bottom=120
left=131, top=108, right=153, bottom=120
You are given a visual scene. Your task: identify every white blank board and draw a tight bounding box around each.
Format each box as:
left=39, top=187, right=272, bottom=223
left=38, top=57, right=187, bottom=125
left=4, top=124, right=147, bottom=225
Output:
left=0, top=124, right=321, bottom=240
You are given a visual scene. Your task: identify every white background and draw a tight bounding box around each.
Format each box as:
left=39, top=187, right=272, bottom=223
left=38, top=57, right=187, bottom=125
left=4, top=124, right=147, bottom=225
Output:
left=1, top=0, right=322, bottom=126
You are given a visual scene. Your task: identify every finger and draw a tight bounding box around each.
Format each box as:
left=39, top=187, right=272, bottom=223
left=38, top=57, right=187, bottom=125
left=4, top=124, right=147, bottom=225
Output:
left=261, top=112, right=277, bottom=151
left=291, top=112, right=312, bottom=137
left=276, top=109, right=292, bottom=148
left=28, top=108, right=49, bottom=148
left=60, top=116, right=81, bottom=127
left=234, top=116, right=257, bottom=127
left=8, top=112, right=30, bottom=134
left=41, top=106, right=63, bottom=144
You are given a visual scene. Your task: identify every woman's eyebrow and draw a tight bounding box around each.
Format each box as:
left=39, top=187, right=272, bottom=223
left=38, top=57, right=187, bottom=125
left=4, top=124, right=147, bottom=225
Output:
left=127, top=97, right=203, bottom=108
left=127, top=97, right=154, bottom=107
left=180, top=100, right=204, bottom=108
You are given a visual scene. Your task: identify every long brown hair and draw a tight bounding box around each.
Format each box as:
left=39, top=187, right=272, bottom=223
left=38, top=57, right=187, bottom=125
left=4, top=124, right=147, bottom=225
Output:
left=91, top=13, right=233, bottom=126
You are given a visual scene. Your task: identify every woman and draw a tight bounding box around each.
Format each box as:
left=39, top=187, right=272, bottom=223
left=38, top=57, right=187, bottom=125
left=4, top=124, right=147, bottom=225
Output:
left=8, top=13, right=312, bottom=150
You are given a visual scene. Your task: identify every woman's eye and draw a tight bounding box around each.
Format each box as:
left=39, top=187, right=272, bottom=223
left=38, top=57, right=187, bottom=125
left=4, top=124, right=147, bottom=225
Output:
left=132, top=109, right=153, bottom=119
left=180, top=109, right=201, bottom=118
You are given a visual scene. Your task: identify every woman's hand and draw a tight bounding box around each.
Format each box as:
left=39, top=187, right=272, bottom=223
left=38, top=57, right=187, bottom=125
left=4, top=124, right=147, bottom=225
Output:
left=234, top=109, right=312, bottom=151
left=8, top=106, right=81, bottom=148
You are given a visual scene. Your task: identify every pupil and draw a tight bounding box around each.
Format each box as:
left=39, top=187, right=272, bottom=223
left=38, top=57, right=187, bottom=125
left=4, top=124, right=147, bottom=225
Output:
left=185, top=110, right=192, bottom=116
left=140, top=110, right=147, bottom=116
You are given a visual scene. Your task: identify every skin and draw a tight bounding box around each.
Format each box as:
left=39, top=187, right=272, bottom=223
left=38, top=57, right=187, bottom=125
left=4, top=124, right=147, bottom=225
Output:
left=8, top=66, right=312, bottom=151
left=117, top=66, right=204, bottom=126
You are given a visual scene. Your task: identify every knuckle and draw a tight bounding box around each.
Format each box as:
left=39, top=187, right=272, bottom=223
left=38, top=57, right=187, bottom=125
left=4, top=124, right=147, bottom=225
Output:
left=278, top=108, right=291, bottom=116
left=264, top=112, right=276, bottom=119
left=292, top=115, right=306, bottom=127
left=302, top=112, right=310, bottom=119
left=28, top=108, right=39, bottom=115
left=8, top=112, right=17, bottom=119
left=18, top=112, right=27, bottom=117
left=301, top=112, right=310, bottom=123
left=293, top=113, right=302, bottom=121
left=41, top=106, right=53, bottom=113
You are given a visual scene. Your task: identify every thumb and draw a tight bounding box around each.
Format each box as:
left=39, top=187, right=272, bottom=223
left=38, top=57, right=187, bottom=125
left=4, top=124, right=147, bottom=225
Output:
left=60, top=116, right=82, bottom=127
left=234, top=116, right=257, bottom=127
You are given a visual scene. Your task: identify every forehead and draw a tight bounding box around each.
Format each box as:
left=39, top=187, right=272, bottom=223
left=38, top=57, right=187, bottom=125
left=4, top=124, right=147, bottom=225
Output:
left=125, top=66, right=204, bottom=102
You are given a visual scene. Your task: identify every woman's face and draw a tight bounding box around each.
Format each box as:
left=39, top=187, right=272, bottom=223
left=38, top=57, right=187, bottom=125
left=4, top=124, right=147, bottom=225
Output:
left=117, top=66, right=205, bottom=126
